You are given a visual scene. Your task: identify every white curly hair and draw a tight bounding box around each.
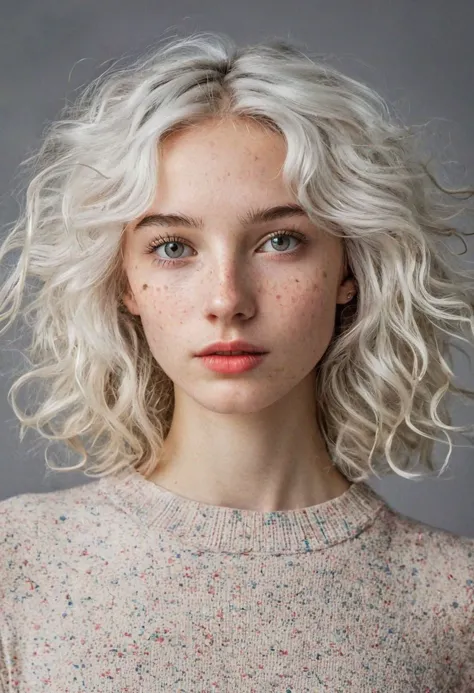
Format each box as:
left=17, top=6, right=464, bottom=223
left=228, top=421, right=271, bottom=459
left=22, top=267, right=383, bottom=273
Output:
left=1, top=31, right=473, bottom=483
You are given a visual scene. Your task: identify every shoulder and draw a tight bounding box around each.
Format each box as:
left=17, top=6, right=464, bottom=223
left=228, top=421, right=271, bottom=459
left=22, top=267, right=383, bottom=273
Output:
left=362, top=485, right=473, bottom=572
left=0, top=479, right=104, bottom=540
left=374, top=504, right=473, bottom=624
left=379, top=503, right=474, bottom=569
left=0, top=479, right=127, bottom=590
left=385, top=508, right=473, bottom=679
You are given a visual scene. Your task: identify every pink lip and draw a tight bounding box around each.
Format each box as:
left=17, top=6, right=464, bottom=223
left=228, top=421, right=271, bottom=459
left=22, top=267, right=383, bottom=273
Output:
left=196, top=339, right=267, bottom=357
left=198, top=353, right=266, bottom=374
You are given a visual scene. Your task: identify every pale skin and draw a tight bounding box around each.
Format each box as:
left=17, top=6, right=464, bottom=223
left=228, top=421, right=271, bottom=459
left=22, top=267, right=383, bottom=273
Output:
left=121, top=116, right=357, bottom=511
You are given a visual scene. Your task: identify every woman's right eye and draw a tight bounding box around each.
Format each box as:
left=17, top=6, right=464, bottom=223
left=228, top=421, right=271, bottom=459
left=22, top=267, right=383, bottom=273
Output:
left=145, top=235, right=194, bottom=263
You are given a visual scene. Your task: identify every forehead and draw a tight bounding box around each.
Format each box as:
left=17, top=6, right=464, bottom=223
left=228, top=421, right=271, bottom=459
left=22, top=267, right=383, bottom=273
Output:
left=153, top=118, right=291, bottom=215
left=160, top=117, right=285, bottom=171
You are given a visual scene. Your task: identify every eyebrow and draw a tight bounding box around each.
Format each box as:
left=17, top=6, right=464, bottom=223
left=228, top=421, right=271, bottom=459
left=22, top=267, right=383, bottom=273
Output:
left=133, top=203, right=308, bottom=232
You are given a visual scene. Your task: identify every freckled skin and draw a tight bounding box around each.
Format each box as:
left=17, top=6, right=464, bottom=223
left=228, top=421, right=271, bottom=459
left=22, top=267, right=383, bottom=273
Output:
left=121, top=117, right=356, bottom=415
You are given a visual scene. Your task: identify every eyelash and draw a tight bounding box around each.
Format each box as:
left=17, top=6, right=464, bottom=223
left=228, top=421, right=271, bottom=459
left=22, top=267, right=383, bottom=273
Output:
left=144, top=228, right=309, bottom=267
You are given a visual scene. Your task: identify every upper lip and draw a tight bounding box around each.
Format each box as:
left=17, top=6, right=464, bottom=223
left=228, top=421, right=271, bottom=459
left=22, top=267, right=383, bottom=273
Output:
left=196, top=340, right=268, bottom=356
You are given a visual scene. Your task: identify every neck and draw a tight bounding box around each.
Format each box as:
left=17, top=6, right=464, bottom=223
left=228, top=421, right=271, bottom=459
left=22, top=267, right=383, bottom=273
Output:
left=147, top=375, right=350, bottom=512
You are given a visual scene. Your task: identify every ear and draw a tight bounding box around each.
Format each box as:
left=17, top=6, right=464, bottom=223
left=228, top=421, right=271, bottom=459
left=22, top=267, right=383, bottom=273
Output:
left=122, top=288, right=141, bottom=316
left=336, top=276, right=358, bottom=305
left=336, top=248, right=357, bottom=305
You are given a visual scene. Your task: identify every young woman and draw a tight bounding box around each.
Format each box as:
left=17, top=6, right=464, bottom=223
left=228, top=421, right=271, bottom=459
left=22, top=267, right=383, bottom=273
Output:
left=0, top=31, right=473, bottom=692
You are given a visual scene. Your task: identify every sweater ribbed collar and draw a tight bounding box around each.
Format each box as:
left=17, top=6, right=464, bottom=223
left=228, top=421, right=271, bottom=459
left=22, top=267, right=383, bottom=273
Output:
left=97, top=466, right=387, bottom=554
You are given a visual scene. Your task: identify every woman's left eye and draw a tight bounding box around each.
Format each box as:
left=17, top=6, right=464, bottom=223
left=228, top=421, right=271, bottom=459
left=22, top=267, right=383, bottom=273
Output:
left=259, top=230, right=305, bottom=253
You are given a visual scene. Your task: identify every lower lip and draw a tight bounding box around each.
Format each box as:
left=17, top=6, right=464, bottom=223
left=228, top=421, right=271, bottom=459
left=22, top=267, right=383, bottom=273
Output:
left=197, top=353, right=266, bottom=374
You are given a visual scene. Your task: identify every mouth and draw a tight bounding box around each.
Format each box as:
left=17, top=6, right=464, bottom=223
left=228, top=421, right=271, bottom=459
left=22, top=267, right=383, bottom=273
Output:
left=208, top=351, right=265, bottom=356
left=197, top=351, right=267, bottom=373
left=196, top=340, right=268, bottom=357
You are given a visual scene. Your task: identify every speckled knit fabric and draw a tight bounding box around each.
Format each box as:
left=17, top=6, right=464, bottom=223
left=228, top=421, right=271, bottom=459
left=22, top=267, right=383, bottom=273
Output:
left=1, top=466, right=473, bottom=692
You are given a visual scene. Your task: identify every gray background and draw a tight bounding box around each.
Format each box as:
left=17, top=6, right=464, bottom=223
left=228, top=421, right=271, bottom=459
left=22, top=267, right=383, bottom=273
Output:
left=1, top=0, right=473, bottom=536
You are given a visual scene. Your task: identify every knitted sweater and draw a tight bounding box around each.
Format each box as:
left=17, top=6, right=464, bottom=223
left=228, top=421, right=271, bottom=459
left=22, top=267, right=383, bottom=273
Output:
left=0, top=466, right=472, bottom=692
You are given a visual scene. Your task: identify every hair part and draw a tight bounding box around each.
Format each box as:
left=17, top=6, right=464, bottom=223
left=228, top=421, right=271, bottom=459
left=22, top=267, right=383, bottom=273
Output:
left=1, top=30, right=474, bottom=483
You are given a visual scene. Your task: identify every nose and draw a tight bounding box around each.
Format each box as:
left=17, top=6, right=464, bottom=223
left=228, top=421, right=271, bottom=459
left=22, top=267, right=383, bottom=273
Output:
left=202, top=255, right=256, bottom=324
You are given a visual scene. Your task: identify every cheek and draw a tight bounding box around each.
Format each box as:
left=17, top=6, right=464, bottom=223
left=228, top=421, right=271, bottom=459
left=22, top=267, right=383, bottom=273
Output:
left=136, top=283, right=194, bottom=335
left=276, top=278, right=332, bottom=326
left=277, top=278, right=337, bottom=364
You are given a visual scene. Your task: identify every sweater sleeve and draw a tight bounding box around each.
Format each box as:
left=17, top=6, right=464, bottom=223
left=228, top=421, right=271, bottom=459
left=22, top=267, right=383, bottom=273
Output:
left=0, top=668, right=7, bottom=693
left=0, top=493, right=37, bottom=693
left=458, top=614, right=474, bottom=692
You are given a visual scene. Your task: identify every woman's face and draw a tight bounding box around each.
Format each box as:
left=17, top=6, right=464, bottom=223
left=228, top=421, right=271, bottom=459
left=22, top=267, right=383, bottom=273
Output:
left=122, top=117, right=354, bottom=414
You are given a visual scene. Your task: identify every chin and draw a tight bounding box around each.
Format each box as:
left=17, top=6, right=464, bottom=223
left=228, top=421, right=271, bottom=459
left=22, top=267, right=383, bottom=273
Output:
left=194, top=385, right=285, bottom=415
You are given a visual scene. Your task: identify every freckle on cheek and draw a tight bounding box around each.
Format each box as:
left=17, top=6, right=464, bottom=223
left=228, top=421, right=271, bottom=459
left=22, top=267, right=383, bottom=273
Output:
left=142, top=284, right=148, bottom=291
